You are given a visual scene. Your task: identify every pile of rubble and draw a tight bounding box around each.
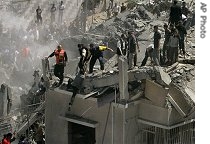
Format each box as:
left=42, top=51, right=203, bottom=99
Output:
left=61, top=0, right=195, bottom=108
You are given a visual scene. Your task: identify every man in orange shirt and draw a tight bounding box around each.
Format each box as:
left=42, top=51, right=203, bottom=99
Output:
left=47, top=45, right=68, bottom=86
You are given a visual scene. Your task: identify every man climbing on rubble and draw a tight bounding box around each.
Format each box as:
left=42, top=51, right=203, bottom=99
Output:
left=127, top=31, right=140, bottom=69
left=68, top=70, right=84, bottom=111
left=141, top=44, right=154, bottom=66
left=169, top=0, right=182, bottom=26
left=77, top=44, right=91, bottom=75
left=47, top=45, right=68, bottom=86
left=153, top=25, right=161, bottom=66
left=89, top=43, right=114, bottom=74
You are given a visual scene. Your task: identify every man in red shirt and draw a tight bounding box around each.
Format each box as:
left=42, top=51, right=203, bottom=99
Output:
left=2, top=133, right=15, bottom=144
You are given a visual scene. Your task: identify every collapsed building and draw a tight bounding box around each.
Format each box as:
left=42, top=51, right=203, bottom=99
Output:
left=43, top=1, right=195, bottom=144
left=0, top=0, right=195, bottom=144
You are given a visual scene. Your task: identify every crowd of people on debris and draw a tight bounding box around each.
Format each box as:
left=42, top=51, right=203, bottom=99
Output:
left=0, top=0, right=194, bottom=141
left=44, top=0, right=194, bottom=111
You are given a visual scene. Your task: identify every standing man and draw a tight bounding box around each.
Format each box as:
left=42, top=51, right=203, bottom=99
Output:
left=169, top=0, right=182, bottom=26
left=47, top=45, right=68, bottom=86
left=168, top=30, right=179, bottom=65
left=153, top=25, right=161, bottom=66
left=176, top=20, right=187, bottom=57
left=50, top=3, right=56, bottom=23
left=36, top=6, right=42, bottom=25
left=127, top=31, right=140, bottom=69
left=77, top=44, right=91, bottom=75
left=120, top=3, right=127, bottom=13
left=58, top=1, right=65, bottom=24
left=117, top=34, right=127, bottom=56
left=162, top=23, right=171, bottom=64
left=181, top=1, right=190, bottom=18
left=112, top=3, right=120, bottom=17
left=89, top=43, right=114, bottom=74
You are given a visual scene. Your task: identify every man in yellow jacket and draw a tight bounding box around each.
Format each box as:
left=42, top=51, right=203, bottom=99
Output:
left=89, top=43, right=113, bottom=74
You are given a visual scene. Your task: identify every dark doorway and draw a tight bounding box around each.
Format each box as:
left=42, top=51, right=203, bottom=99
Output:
left=68, top=122, right=96, bottom=144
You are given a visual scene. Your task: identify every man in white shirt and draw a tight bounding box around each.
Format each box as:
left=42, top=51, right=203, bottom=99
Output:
left=59, top=1, right=65, bottom=23
left=113, top=3, right=120, bottom=16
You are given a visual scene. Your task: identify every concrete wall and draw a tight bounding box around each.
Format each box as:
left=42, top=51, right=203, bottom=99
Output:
left=124, top=104, right=140, bottom=144
left=45, top=89, right=127, bottom=144
left=45, top=90, right=69, bottom=144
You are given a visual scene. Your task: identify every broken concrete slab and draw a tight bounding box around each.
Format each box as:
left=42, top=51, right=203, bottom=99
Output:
left=154, top=66, right=171, bottom=86
left=145, top=79, right=168, bottom=107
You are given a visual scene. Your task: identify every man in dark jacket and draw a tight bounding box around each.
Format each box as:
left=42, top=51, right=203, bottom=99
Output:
left=127, top=31, right=140, bottom=69
left=36, top=6, right=42, bottom=25
left=162, top=23, right=171, bottom=64
left=169, top=0, right=182, bottom=25
left=176, top=20, right=187, bottom=56
left=77, top=44, right=91, bottom=75
left=153, top=25, right=161, bottom=66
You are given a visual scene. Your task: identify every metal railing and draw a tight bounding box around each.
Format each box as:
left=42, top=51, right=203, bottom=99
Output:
left=136, top=121, right=195, bottom=144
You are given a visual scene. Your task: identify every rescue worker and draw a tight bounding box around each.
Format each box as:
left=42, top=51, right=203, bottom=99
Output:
left=77, top=44, right=91, bottom=75
left=89, top=43, right=114, bottom=74
left=47, top=45, right=68, bottom=86
left=21, top=47, right=32, bottom=72
left=127, top=31, right=140, bottom=69
left=2, top=133, right=15, bottom=144
left=22, top=47, right=30, bottom=58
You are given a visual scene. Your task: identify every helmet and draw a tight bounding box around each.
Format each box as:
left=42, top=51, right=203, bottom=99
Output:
left=57, top=45, right=62, bottom=49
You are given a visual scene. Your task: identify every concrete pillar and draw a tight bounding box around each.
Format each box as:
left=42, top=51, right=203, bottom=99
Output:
left=41, top=58, right=50, bottom=89
left=118, top=56, right=129, bottom=100
left=42, top=58, right=48, bottom=81
left=0, top=84, right=12, bottom=117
